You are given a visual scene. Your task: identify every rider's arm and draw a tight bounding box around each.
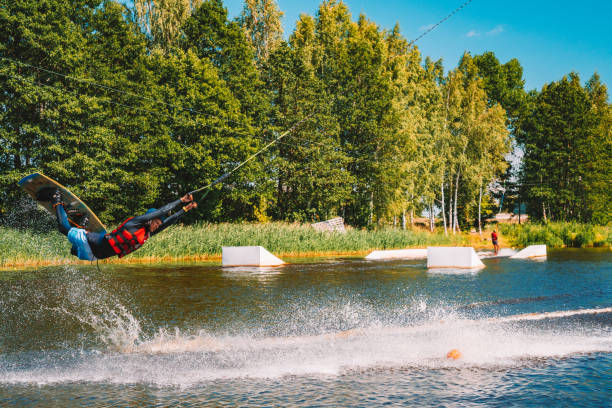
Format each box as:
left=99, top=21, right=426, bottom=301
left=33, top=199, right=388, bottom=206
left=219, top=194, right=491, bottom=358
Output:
left=150, top=206, right=190, bottom=236
left=125, top=194, right=194, bottom=232
left=135, top=199, right=183, bottom=223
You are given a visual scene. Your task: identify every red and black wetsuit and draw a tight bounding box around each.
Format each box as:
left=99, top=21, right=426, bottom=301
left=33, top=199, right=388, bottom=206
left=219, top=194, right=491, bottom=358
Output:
left=88, top=199, right=187, bottom=260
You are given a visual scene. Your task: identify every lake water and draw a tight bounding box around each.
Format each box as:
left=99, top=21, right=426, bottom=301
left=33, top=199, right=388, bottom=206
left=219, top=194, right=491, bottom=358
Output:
left=1, top=249, right=610, bottom=406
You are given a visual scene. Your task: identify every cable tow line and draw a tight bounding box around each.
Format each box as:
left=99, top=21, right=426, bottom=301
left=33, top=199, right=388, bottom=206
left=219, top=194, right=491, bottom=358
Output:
left=189, top=113, right=315, bottom=197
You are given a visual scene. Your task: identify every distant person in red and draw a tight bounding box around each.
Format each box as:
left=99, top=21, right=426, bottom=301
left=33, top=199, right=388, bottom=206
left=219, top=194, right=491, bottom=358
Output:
left=491, top=230, right=500, bottom=255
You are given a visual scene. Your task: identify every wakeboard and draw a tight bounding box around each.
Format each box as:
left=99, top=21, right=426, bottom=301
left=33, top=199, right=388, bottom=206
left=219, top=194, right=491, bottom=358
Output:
left=18, top=172, right=107, bottom=233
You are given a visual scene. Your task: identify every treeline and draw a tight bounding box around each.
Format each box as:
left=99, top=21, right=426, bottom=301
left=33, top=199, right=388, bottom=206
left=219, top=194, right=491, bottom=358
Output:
left=516, top=74, right=611, bottom=224
left=0, top=0, right=609, bottom=229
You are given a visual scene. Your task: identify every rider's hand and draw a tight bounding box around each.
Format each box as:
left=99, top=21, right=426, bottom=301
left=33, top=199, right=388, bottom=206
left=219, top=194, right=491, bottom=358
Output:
left=184, top=202, right=198, bottom=211
left=180, top=193, right=193, bottom=203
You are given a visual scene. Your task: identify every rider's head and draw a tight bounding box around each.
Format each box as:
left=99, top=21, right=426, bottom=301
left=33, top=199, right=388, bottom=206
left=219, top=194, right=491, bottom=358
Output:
left=145, top=209, right=165, bottom=233
left=148, top=218, right=163, bottom=233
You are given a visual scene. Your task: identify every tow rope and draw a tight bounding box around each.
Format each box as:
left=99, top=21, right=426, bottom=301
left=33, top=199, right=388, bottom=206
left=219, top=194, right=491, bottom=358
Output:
left=188, top=114, right=314, bottom=198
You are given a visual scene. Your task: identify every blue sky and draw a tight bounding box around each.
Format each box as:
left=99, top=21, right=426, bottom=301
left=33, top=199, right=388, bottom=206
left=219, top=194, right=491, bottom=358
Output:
left=221, top=0, right=612, bottom=92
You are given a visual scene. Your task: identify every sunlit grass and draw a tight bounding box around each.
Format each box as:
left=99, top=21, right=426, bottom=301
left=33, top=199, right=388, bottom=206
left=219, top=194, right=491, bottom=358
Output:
left=1, top=222, right=466, bottom=267
left=3, top=221, right=608, bottom=268
left=134, top=222, right=468, bottom=258
left=499, top=222, right=611, bottom=248
left=0, top=227, right=70, bottom=267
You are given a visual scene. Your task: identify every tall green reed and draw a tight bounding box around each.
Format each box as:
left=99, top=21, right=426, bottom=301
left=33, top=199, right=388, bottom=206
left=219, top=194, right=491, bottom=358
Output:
left=499, top=222, right=611, bottom=248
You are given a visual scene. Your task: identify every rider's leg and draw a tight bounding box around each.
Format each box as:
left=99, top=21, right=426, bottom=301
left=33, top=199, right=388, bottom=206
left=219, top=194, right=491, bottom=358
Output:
left=48, top=190, right=71, bottom=236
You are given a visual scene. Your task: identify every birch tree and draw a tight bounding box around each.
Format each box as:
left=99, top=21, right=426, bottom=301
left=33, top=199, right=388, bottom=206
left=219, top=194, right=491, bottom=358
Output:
left=442, top=53, right=510, bottom=232
left=134, top=0, right=201, bottom=52
left=240, top=0, right=284, bottom=65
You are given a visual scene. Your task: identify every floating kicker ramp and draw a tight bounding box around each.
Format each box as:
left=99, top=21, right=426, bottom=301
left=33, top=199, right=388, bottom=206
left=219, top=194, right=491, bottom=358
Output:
left=222, top=246, right=285, bottom=267
left=427, top=247, right=485, bottom=269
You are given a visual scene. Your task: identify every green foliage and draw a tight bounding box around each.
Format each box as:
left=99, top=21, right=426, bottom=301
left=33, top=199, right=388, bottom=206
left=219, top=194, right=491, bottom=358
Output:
left=499, top=222, right=611, bottom=248
left=133, top=0, right=201, bottom=52
left=239, top=0, right=283, bottom=64
left=182, top=0, right=270, bottom=123
left=472, top=51, right=526, bottom=118
left=0, top=0, right=100, bottom=217
left=440, top=52, right=511, bottom=233
left=134, top=222, right=468, bottom=256
left=263, top=42, right=351, bottom=221
left=0, top=0, right=608, bottom=235
left=470, top=51, right=528, bottom=218
left=1, top=0, right=265, bottom=225
left=517, top=73, right=611, bottom=223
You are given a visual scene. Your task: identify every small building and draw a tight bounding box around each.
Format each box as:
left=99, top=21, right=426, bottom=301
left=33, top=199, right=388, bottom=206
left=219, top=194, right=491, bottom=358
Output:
left=312, top=217, right=346, bottom=233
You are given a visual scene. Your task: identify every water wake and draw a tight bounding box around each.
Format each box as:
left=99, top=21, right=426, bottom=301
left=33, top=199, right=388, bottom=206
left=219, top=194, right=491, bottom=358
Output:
left=4, top=305, right=610, bottom=385
left=31, top=273, right=612, bottom=365
left=126, top=307, right=612, bottom=358
left=1, top=266, right=610, bottom=385
left=486, top=307, right=612, bottom=323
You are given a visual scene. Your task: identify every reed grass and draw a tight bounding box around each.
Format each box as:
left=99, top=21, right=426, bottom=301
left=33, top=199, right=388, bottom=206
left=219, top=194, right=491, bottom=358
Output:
left=1, top=222, right=467, bottom=267
left=499, top=222, right=611, bottom=248
left=134, top=222, right=468, bottom=259
left=0, top=227, right=71, bottom=267
left=3, top=221, right=608, bottom=268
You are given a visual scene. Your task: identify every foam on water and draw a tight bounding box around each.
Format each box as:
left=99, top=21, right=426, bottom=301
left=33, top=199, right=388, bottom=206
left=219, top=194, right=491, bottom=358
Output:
left=1, top=264, right=610, bottom=387
left=2, top=300, right=610, bottom=386
left=427, top=267, right=482, bottom=275
left=125, top=307, right=611, bottom=363
left=476, top=248, right=518, bottom=259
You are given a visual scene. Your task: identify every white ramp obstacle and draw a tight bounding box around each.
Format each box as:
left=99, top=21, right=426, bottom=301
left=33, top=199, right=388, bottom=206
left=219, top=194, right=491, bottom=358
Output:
left=427, top=247, right=485, bottom=269
left=510, top=245, right=547, bottom=259
left=222, top=246, right=285, bottom=267
left=365, top=249, right=427, bottom=260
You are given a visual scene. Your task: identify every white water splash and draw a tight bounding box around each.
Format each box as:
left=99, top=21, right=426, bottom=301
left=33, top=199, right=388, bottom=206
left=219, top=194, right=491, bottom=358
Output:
left=2, top=304, right=610, bottom=386
left=2, top=265, right=610, bottom=386
left=62, top=304, right=608, bottom=386
left=69, top=304, right=142, bottom=352
left=125, top=306, right=612, bottom=357
left=476, top=248, right=518, bottom=259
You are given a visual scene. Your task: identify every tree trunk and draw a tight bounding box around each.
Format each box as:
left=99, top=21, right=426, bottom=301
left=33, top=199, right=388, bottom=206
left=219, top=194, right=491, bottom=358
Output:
left=441, top=182, right=447, bottom=235
left=429, top=202, right=434, bottom=232
left=13, top=139, right=21, bottom=169
left=402, top=210, right=406, bottom=230
left=518, top=191, right=521, bottom=224
left=409, top=192, right=414, bottom=229
left=453, top=171, right=460, bottom=233
left=448, top=175, right=453, bottom=234
left=368, top=191, right=374, bottom=226
left=478, top=181, right=483, bottom=237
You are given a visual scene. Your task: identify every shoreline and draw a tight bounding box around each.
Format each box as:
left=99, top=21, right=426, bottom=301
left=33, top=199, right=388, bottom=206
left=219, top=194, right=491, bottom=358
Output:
left=2, top=222, right=610, bottom=269
left=0, top=249, right=381, bottom=269
left=4, top=246, right=612, bottom=270
left=3, top=245, right=498, bottom=269
left=5, top=245, right=611, bottom=270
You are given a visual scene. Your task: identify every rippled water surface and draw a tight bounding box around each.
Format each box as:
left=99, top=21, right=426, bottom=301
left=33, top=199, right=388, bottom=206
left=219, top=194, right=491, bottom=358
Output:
left=1, top=249, right=610, bottom=406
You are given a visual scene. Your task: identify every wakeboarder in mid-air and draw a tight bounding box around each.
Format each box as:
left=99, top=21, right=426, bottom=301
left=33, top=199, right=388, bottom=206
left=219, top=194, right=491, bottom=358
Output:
left=18, top=116, right=313, bottom=262
left=38, top=188, right=197, bottom=261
